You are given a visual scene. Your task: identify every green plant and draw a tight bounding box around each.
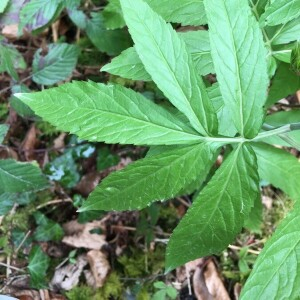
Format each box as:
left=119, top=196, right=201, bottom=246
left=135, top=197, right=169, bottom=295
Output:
left=15, top=0, right=300, bottom=297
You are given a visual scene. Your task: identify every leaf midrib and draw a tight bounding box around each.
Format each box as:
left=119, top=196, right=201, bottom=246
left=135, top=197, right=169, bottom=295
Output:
left=0, top=163, right=33, bottom=185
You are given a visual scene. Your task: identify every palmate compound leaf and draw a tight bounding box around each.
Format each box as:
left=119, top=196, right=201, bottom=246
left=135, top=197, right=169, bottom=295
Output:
left=166, top=143, right=260, bottom=270
left=79, top=142, right=220, bottom=211
left=253, top=143, right=300, bottom=202
left=15, top=81, right=205, bottom=146
left=204, top=0, right=268, bottom=138
left=241, top=204, right=300, bottom=299
left=120, top=0, right=218, bottom=136
left=260, top=0, right=300, bottom=26
left=0, top=159, right=48, bottom=193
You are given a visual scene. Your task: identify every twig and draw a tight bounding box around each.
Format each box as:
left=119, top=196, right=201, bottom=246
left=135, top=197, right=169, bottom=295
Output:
left=0, top=262, right=25, bottom=273
left=186, top=266, right=192, bottom=295
left=36, top=198, right=73, bottom=210
left=0, top=74, right=32, bottom=95
left=228, top=245, right=260, bottom=255
left=176, top=197, right=191, bottom=207
left=15, top=230, right=31, bottom=254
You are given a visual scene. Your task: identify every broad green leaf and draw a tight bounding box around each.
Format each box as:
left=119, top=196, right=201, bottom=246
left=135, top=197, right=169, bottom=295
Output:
left=101, top=47, right=152, bottom=81
left=291, top=41, right=300, bottom=74
left=241, top=204, right=300, bottom=299
left=103, top=0, right=126, bottom=29
left=102, top=31, right=213, bottom=81
left=204, top=0, right=268, bottom=138
left=0, top=124, right=9, bottom=144
left=253, top=143, right=300, bottom=202
left=271, top=17, right=300, bottom=45
left=16, top=81, right=204, bottom=146
left=260, top=0, right=300, bottom=26
left=19, top=0, right=63, bottom=33
left=145, top=0, right=206, bottom=26
left=0, top=40, right=26, bottom=80
left=32, top=43, right=79, bottom=85
left=0, top=159, right=48, bottom=193
left=166, top=143, right=260, bottom=270
left=120, top=0, right=218, bottom=136
left=67, top=8, right=88, bottom=30
left=28, top=245, right=50, bottom=288
left=33, top=212, right=64, bottom=242
left=0, top=0, right=24, bottom=26
left=86, top=12, right=132, bottom=56
left=266, top=63, right=300, bottom=107
left=0, top=0, right=9, bottom=13
left=79, top=143, right=220, bottom=211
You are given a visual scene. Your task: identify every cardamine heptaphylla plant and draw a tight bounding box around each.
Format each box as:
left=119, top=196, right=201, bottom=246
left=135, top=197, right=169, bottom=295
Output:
left=15, top=0, right=300, bottom=297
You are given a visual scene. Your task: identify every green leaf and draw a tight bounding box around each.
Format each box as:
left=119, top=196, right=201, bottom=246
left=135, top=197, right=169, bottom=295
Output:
left=266, top=63, right=300, bottom=107
left=145, top=0, right=206, bottom=26
left=249, top=0, right=269, bottom=16
left=86, top=12, right=132, bottom=56
left=241, top=204, right=300, bottom=299
left=271, top=17, right=300, bottom=45
left=28, top=245, right=50, bottom=289
left=120, top=0, right=218, bottom=136
left=101, top=47, right=152, bottom=81
left=0, top=124, right=8, bottom=144
left=102, top=31, right=213, bottom=81
left=0, top=159, right=48, bottom=193
left=79, top=143, right=220, bottom=212
left=260, top=0, right=300, bottom=26
left=19, top=0, right=63, bottom=33
left=253, top=143, right=300, bottom=202
left=103, top=0, right=126, bottom=29
left=291, top=41, right=300, bottom=74
left=166, top=143, right=260, bottom=270
left=32, top=43, right=79, bottom=85
left=244, top=194, right=263, bottom=234
left=97, top=147, right=120, bottom=171
left=0, top=41, right=26, bottom=80
left=16, top=81, right=205, bottom=146
left=10, top=85, right=35, bottom=118
left=33, top=212, right=64, bottom=242
left=67, top=8, right=88, bottom=30
left=204, top=0, right=268, bottom=138
left=0, top=0, right=9, bottom=13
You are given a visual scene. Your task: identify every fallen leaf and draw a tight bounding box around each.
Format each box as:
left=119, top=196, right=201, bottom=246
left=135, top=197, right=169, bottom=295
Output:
left=2, top=24, right=18, bottom=39
left=21, top=125, right=37, bottom=161
left=193, top=260, right=230, bottom=300
left=87, top=250, right=110, bottom=288
left=63, top=220, right=107, bottom=250
left=50, top=255, right=88, bottom=291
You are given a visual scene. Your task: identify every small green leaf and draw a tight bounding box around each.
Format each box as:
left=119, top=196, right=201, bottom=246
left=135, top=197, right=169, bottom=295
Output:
left=204, top=0, right=268, bottom=138
left=97, top=147, right=120, bottom=171
left=0, top=124, right=8, bottom=144
left=253, top=143, right=300, bottom=202
left=267, top=62, right=300, bottom=107
left=120, top=0, right=218, bottom=136
left=271, top=17, right=300, bottom=45
left=0, top=0, right=9, bottom=13
left=10, top=85, right=35, bottom=118
left=291, top=41, right=300, bottom=74
left=16, top=81, right=204, bottom=146
left=0, top=41, right=26, bottom=80
left=19, top=0, right=63, bottom=33
left=86, top=12, right=131, bottom=56
left=244, top=194, right=263, bottom=234
left=260, top=0, right=300, bottom=26
left=28, top=245, right=50, bottom=289
left=241, top=204, right=300, bottom=299
left=0, top=159, right=48, bottom=193
left=33, top=212, right=64, bottom=242
left=166, top=143, right=260, bottom=270
left=80, top=143, right=219, bottom=211
left=32, top=43, right=79, bottom=85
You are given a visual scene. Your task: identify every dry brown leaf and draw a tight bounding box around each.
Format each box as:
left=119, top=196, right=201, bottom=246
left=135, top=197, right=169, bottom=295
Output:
left=2, top=24, right=18, bottom=39
left=50, top=255, right=88, bottom=291
left=176, top=258, right=204, bottom=283
left=193, top=260, right=230, bottom=300
left=87, top=250, right=111, bottom=288
left=21, top=125, right=37, bottom=161
left=52, top=132, right=66, bottom=151
left=62, top=220, right=107, bottom=250
left=74, top=171, right=102, bottom=197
